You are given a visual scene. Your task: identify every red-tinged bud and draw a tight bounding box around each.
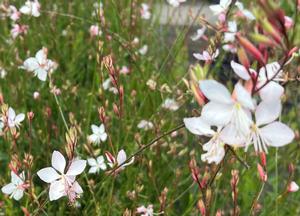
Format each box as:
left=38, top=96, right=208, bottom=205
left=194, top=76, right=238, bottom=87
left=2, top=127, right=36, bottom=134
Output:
left=257, top=163, right=267, bottom=182
left=197, top=199, right=206, bottom=216
left=298, top=0, right=300, bottom=10
left=98, top=106, right=106, bottom=123
left=119, top=85, right=124, bottom=98
left=288, top=163, right=295, bottom=174
left=259, top=152, right=267, bottom=167
left=287, top=181, right=299, bottom=192
left=21, top=207, right=30, bottom=216
left=288, top=47, right=299, bottom=57
left=105, top=151, right=115, bottom=164
left=45, top=107, right=52, bottom=119
left=113, top=103, right=120, bottom=117
left=0, top=93, right=4, bottom=105
left=236, top=34, right=266, bottom=65
left=216, top=209, right=222, bottom=216
left=191, top=82, right=206, bottom=106
left=237, top=47, right=250, bottom=69
left=27, top=111, right=34, bottom=121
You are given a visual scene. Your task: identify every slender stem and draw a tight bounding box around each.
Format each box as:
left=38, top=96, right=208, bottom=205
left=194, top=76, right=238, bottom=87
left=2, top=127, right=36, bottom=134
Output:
left=228, top=146, right=250, bottom=169
left=53, top=92, right=69, bottom=131
left=108, top=124, right=185, bottom=175
left=249, top=182, right=265, bottom=215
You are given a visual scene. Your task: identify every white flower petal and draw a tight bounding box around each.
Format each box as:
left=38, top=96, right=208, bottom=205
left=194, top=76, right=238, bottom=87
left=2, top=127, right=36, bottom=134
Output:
left=72, top=181, right=83, bottom=194
left=37, top=167, right=60, bottom=183
left=259, top=81, right=284, bottom=101
left=117, top=149, right=127, bottom=165
left=255, top=100, right=281, bottom=126
left=23, top=57, right=39, bottom=71
left=1, top=183, right=16, bottom=195
left=234, top=83, right=254, bottom=110
left=88, top=166, right=98, bottom=174
left=66, top=160, right=86, bottom=176
left=12, top=189, right=24, bottom=200
left=14, top=114, right=25, bottom=124
left=51, top=151, right=66, bottom=174
left=260, top=122, right=295, bottom=147
left=87, top=158, right=97, bottom=166
left=49, top=180, right=66, bottom=201
left=231, top=61, right=250, bottom=80
left=199, top=80, right=232, bottom=104
left=201, top=102, right=233, bottom=126
left=36, top=68, right=47, bottom=81
left=183, top=117, right=215, bottom=136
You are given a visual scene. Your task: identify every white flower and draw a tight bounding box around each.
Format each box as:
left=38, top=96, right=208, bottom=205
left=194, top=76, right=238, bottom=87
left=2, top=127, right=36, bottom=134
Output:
left=141, top=3, right=151, bottom=20
left=235, top=1, right=255, bottom=20
left=138, top=120, right=154, bottom=131
left=199, top=80, right=254, bottom=137
left=184, top=117, right=228, bottom=164
left=191, top=26, right=206, bottom=41
left=139, top=45, right=148, bottom=55
left=243, top=100, right=294, bottom=153
left=193, top=49, right=219, bottom=61
left=209, top=0, right=232, bottom=15
left=162, top=98, right=179, bottom=111
left=20, top=47, right=57, bottom=81
left=146, top=79, right=156, bottom=90
left=288, top=181, right=299, bottom=192
left=88, top=124, right=107, bottom=144
left=37, top=151, right=86, bottom=201
left=1, top=171, right=26, bottom=201
left=20, top=0, right=41, bottom=17
left=87, top=156, right=107, bottom=173
left=0, top=121, right=4, bottom=132
left=102, top=78, right=118, bottom=94
left=106, top=149, right=135, bottom=170
left=137, top=204, right=154, bottom=216
left=231, top=61, right=284, bottom=101
left=0, top=67, right=7, bottom=78
left=167, top=0, right=186, bottom=7
left=224, top=21, right=237, bottom=43
left=7, top=107, right=25, bottom=128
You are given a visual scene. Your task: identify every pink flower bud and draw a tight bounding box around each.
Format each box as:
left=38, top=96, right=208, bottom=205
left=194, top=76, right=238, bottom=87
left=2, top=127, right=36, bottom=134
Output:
left=257, top=163, right=267, bottom=182
left=288, top=181, right=299, bottom=192
left=260, top=152, right=267, bottom=167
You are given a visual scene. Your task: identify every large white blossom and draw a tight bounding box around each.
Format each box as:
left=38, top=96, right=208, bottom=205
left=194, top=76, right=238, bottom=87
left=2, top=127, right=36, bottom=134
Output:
left=37, top=151, right=86, bottom=201
left=1, top=171, right=26, bottom=201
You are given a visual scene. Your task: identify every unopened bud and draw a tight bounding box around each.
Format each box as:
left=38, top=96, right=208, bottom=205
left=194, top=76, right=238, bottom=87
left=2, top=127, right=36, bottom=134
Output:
left=27, top=112, right=34, bottom=121
left=257, top=163, right=267, bottom=182
left=197, top=199, right=206, bottom=216
left=287, top=181, right=299, bottom=192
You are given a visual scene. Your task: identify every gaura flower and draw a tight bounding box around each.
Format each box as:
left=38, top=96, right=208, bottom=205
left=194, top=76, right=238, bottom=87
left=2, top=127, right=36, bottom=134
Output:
left=139, top=45, right=148, bottom=55
left=199, top=80, right=254, bottom=137
left=243, top=100, right=294, bottom=153
left=162, top=98, right=179, bottom=111
left=167, top=0, right=186, bottom=7
left=191, top=26, right=207, bottom=41
left=8, top=5, right=21, bottom=21
left=209, top=0, right=232, bottom=15
left=105, top=149, right=135, bottom=170
left=184, top=117, right=228, bottom=164
left=20, top=47, right=57, bottom=81
left=88, top=124, right=107, bottom=144
left=10, top=24, right=28, bottom=39
left=7, top=107, right=25, bottom=128
left=231, top=61, right=284, bottom=101
left=140, top=3, right=151, bottom=20
left=89, top=25, right=102, bottom=37
left=37, top=151, right=86, bottom=201
left=137, top=204, right=154, bottom=216
left=87, top=156, right=107, bottom=173
left=235, top=1, right=255, bottom=20
left=193, top=49, right=219, bottom=61
left=137, top=120, right=154, bottom=131
left=20, top=0, right=41, bottom=17
left=1, top=171, right=27, bottom=201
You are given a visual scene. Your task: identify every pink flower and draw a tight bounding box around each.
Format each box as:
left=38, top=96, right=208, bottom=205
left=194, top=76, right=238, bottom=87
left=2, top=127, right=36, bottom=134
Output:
left=137, top=204, right=153, bottom=216
left=10, top=24, right=28, bottom=39
left=89, top=25, right=102, bottom=37
left=284, top=16, right=294, bottom=29
left=120, top=66, right=130, bottom=75
left=8, top=5, right=21, bottom=21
